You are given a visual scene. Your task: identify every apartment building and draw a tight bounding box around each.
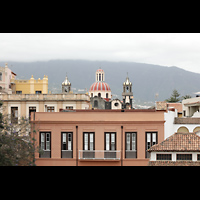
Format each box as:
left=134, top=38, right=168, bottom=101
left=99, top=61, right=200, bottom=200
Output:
left=1, top=93, right=90, bottom=123
left=30, top=109, right=165, bottom=166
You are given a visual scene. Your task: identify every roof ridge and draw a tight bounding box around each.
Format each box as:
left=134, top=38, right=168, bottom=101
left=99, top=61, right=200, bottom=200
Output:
left=148, top=132, right=200, bottom=152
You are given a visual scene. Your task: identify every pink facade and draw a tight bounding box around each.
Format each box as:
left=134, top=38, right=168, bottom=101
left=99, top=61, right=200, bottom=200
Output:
left=31, top=109, right=165, bottom=166
left=0, top=63, right=16, bottom=94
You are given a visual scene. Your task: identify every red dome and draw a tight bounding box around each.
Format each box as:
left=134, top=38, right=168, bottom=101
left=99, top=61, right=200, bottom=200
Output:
left=89, top=82, right=111, bottom=91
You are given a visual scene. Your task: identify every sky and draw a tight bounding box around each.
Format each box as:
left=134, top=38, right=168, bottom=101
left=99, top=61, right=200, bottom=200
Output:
left=1, top=33, right=200, bottom=74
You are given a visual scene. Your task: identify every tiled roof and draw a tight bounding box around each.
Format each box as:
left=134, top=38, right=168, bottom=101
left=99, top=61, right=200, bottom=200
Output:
left=148, top=132, right=200, bottom=152
left=89, top=82, right=111, bottom=91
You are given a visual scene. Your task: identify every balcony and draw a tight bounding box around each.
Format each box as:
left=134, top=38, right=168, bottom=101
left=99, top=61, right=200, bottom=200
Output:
left=79, top=150, right=121, bottom=161
left=174, top=117, right=200, bottom=124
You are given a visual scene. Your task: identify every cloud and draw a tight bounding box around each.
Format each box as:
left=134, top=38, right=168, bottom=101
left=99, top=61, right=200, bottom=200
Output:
left=1, top=33, right=200, bottom=73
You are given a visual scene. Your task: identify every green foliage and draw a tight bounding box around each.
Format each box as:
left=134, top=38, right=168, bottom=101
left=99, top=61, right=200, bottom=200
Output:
left=166, top=89, right=181, bottom=103
left=166, top=90, right=192, bottom=103
left=0, top=102, right=38, bottom=166
left=181, top=94, right=192, bottom=100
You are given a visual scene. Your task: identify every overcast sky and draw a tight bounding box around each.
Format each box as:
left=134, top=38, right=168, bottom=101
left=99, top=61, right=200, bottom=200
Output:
left=1, top=33, right=200, bottom=73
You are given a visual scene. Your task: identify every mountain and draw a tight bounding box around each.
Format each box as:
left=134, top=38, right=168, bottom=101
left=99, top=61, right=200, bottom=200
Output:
left=1, top=59, right=200, bottom=104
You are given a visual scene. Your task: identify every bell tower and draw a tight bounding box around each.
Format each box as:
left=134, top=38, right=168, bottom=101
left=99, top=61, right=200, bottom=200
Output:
left=122, top=73, right=133, bottom=109
left=62, top=73, right=71, bottom=94
left=96, top=68, right=105, bottom=82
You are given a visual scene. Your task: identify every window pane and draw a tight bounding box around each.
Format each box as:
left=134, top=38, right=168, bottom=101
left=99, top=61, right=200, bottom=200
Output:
left=147, top=133, right=151, bottom=142
left=90, top=134, right=93, bottom=150
left=41, top=133, right=45, bottom=150
left=62, top=133, right=66, bottom=150
left=111, top=133, right=115, bottom=150
left=126, top=133, right=130, bottom=150
left=106, top=134, right=110, bottom=150
left=84, top=133, right=88, bottom=150
left=68, top=133, right=71, bottom=150
left=152, top=133, right=156, bottom=145
left=46, top=133, right=50, bottom=150
left=63, top=133, right=66, bottom=143
left=132, top=134, right=136, bottom=150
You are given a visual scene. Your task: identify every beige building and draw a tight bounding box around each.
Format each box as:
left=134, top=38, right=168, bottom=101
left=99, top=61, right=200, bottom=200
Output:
left=1, top=93, right=90, bottom=123
left=1, top=73, right=90, bottom=123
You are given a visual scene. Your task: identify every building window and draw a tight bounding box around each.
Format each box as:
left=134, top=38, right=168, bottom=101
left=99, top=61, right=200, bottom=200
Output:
left=99, top=74, right=101, bottom=81
left=16, top=91, right=22, bottom=94
left=47, top=106, right=54, bottom=112
left=83, top=132, right=95, bottom=150
left=91, top=93, right=93, bottom=97
left=0, top=72, right=2, bottom=81
left=94, top=100, right=98, bottom=108
left=61, top=132, right=73, bottom=158
left=146, top=132, right=157, bottom=158
left=156, top=154, right=172, bottom=160
left=11, top=107, right=18, bottom=124
left=35, top=91, right=42, bottom=94
left=98, top=93, right=101, bottom=97
left=40, top=132, right=51, bottom=158
left=29, top=107, right=36, bottom=120
left=83, top=132, right=95, bottom=158
left=125, top=132, right=137, bottom=158
left=197, top=154, right=200, bottom=160
left=106, top=93, right=108, bottom=98
left=66, top=106, right=73, bottom=110
left=176, top=154, right=192, bottom=161
left=105, top=132, right=116, bottom=159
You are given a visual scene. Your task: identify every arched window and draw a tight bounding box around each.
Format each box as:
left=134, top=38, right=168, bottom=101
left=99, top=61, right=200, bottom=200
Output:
left=98, top=93, right=101, bottom=97
left=177, top=126, right=189, bottom=133
left=0, top=73, right=2, bottom=81
left=94, top=100, right=98, bottom=108
left=106, top=93, right=108, bottom=98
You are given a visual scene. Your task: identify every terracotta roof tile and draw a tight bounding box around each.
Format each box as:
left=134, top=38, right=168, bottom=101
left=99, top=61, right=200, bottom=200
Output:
left=148, top=132, right=200, bottom=152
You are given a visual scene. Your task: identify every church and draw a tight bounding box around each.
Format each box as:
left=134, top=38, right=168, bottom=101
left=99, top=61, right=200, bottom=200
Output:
left=88, top=68, right=133, bottom=110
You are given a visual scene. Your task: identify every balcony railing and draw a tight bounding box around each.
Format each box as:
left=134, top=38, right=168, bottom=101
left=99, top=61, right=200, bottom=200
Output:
left=79, top=150, right=121, bottom=160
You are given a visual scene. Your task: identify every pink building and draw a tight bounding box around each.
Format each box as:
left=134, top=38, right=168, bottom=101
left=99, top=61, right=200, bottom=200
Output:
left=0, top=63, right=16, bottom=94
left=31, top=109, right=165, bottom=166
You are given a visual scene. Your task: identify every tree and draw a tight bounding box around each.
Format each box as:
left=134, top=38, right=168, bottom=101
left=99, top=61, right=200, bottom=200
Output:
left=0, top=102, right=39, bottom=166
left=182, top=94, right=192, bottom=100
left=166, top=89, right=181, bottom=103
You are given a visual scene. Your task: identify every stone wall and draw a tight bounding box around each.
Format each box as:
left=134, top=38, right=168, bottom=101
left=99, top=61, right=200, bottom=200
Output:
left=149, top=161, right=200, bottom=166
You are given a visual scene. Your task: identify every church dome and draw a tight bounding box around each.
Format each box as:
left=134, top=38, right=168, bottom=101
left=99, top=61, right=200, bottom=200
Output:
left=89, top=68, right=111, bottom=100
left=89, top=82, right=111, bottom=92
left=123, top=73, right=132, bottom=86
left=62, top=74, right=71, bottom=86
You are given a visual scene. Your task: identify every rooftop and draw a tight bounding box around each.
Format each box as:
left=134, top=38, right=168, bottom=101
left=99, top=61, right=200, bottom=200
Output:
left=148, top=132, right=200, bottom=152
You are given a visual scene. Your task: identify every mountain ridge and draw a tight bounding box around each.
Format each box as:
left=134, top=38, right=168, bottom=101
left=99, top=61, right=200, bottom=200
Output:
left=0, top=59, right=199, bottom=103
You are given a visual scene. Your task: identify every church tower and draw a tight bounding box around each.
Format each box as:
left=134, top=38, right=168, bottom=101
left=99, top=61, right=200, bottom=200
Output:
left=122, top=73, right=133, bottom=109
left=62, top=73, right=71, bottom=94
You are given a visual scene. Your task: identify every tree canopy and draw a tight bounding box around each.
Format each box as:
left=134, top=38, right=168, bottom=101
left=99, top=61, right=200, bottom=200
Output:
left=0, top=102, right=38, bottom=166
